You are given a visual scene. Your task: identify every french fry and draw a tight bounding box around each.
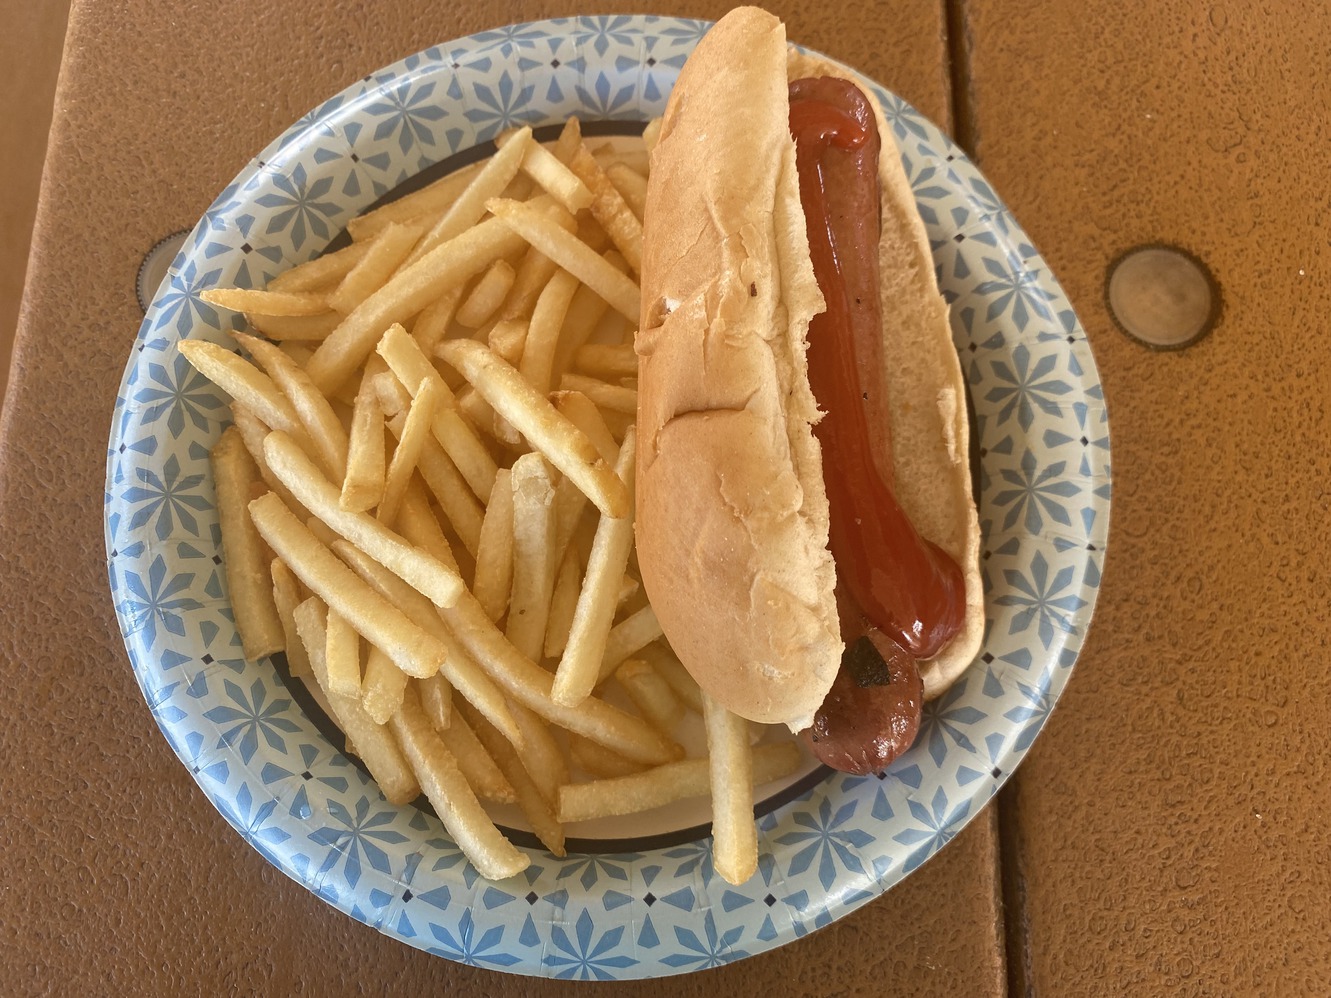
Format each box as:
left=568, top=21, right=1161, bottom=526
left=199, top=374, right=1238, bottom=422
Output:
left=573, top=343, right=637, bottom=381
left=304, top=514, right=341, bottom=551
left=487, top=318, right=528, bottom=367
left=340, top=372, right=386, bottom=512
left=569, top=734, right=647, bottom=779
left=393, top=484, right=460, bottom=575
left=604, top=161, right=648, bottom=222
left=641, top=117, right=662, bottom=153
left=270, top=239, right=373, bottom=292
left=179, top=340, right=310, bottom=447
left=378, top=377, right=441, bottom=527
left=597, top=604, right=662, bottom=684
left=457, top=700, right=565, bottom=857
left=405, top=128, right=533, bottom=268
left=557, top=741, right=800, bottom=824
left=248, top=493, right=449, bottom=679
left=704, top=693, right=759, bottom=885
left=616, top=573, right=640, bottom=610
left=636, top=642, right=704, bottom=714
left=552, top=390, right=619, bottom=464
left=615, top=658, right=684, bottom=734
left=510, top=701, right=569, bottom=807
left=411, top=284, right=464, bottom=357
left=233, top=332, right=348, bottom=479
left=519, top=268, right=580, bottom=395
left=305, top=216, right=527, bottom=393
left=553, top=427, right=637, bottom=706
left=471, top=468, right=514, bottom=623
left=543, top=544, right=581, bottom=660
left=375, top=323, right=498, bottom=501
left=455, top=259, right=516, bottom=328
left=271, top=558, right=310, bottom=677
left=324, top=608, right=362, bottom=697
left=568, top=143, right=644, bottom=273
left=292, top=595, right=419, bottom=805
left=593, top=144, right=649, bottom=177
left=328, top=222, right=424, bottom=313
left=600, top=408, right=635, bottom=443
left=210, top=427, right=284, bottom=661
left=550, top=254, right=621, bottom=381
left=497, top=130, right=593, bottom=214
left=435, top=339, right=629, bottom=518
left=361, top=643, right=407, bottom=724
left=438, top=707, right=514, bottom=803
left=410, top=435, right=485, bottom=558
left=498, top=246, right=560, bottom=321
left=559, top=373, right=637, bottom=415
left=417, top=673, right=453, bottom=731
left=505, top=453, right=559, bottom=663
left=331, top=535, right=521, bottom=748
left=203, top=288, right=328, bottom=316
left=262, top=431, right=463, bottom=608
left=485, top=198, right=641, bottom=321
left=247, top=311, right=343, bottom=342
left=389, top=685, right=530, bottom=879
left=346, top=160, right=487, bottom=242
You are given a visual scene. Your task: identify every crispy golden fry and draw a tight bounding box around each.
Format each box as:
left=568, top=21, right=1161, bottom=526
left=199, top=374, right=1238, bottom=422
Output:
left=292, top=595, right=420, bottom=805
left=487, top=318, right=528, bottom=367
left=543, top=543, right=581, bottom=660
left=553, top=427, right=637, bottom=706
left=455, top=259, right=517, bottom=329
left=270, top=240, right=373, bottom=293
left=389, top=685, right=530, bottom=879
left=362, top=643, right=407, bottom=724
left=593, top=143, right=649, bottom=177
left=559, top=373, right=637, bottom=415
left=519, top=268, right=580, bottom=395
left=616, top=573, right=640, bottom=610
left=332, top=534, right=521, bottom=748
left=597, top=604, right=662, bottom=684
left=249, top=493, right=449, bottom=679
left=497, top=246, right=560, bottom=322
left=471, top=468, right=514, bottom=624
left=641, top=117, right=662, bottom=153
left=510, top=701, right=569, bottom=807
left=505, top=453, right=559, bottom=663
left=408, top=434, right=484, bottom=558
left=615, top=658, right=684, bottom=734
left=328, top=222, right=424, bottom=313
left=203, top=287, right=328, bottom=316
left=305, top=217, right=527, bottom=393
left=233, top=332, right=348, bottom=479
left=568, top=143, right=643, bottom=273
left=558, top=741, right=800, bottom=824
left=393, top=485, right=461, bottom=574
left=572, top=343, right=637, bottom=381
left=324, top=607, right=362, bottom=697
left=549, top=273, right=615, bottom=385
left=246, top=311, right=343, bottom=342
left=704, top=694, right=759, bottom=885
left=407, top=128, right=533, bottom=268
left=636, top=642, right=704, bottom=714
left=304, top=514, right=341, bottom=550
left=485, top=198, right=640, bottom=321
left=210, top=427, right=284, bottom=661
left=604, top=161, right=648, bottom=222
left=435, top=339, right=629, bottom=519
left=179, top=340, right=310, bottom=447
left=457, top=700, right=565, bottom=857
left=417, top=673, right=453, bottom=731
left=262, top=431, right=463, bottom=608
left=569, top=734, right=647, bottom=779
left=378, top=377, right=441, bottom=527
left=345, top=159, right=485, bottom=241
left=271, top=558, right=310, bottom=677
left=496, top=130, right=593, bottom=214
left=375, top=323, right=498, bottom=501
left=340, top=373, right=387, bottom=513
left=437, top=587, right=679, bottom=765
left=411, top=284, right=465, bottom=357
left=437, top=707, right=515, bottom=803
left=552, top=390, right=619, bottom=465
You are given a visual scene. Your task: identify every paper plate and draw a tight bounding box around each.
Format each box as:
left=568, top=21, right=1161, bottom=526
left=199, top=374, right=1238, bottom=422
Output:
left=105, top=15, right=1110, bottom=979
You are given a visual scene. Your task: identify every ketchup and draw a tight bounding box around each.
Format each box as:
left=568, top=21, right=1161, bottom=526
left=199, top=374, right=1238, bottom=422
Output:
left=789, top=79, right=964, bottom=659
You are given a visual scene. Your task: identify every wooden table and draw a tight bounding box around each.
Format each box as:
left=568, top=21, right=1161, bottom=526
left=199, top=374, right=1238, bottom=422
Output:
left=3, top=1, right=1326, bottom=993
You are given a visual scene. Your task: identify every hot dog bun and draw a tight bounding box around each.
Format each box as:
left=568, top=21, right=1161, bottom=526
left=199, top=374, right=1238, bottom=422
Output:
left=636, top=7, right=983, bottom=732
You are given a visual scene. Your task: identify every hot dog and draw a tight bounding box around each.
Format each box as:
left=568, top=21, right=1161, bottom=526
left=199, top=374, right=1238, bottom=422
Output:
left=635, top=8, right=983, bottom=774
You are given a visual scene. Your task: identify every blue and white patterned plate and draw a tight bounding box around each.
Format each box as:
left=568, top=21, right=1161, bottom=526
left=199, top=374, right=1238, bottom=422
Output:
left=104, top=16, right=1109, bottom=979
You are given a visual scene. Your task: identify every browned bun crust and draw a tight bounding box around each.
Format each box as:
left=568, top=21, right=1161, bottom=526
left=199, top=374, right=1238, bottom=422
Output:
left=636, top=7, right=982, bottom=731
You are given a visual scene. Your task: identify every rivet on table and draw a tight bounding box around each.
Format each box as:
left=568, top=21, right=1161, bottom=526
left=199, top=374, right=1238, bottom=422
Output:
left=1105, top=245, right=1219, bottom=350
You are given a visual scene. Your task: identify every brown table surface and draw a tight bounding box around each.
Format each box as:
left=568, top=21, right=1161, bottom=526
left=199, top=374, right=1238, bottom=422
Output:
left=3, top=1, right=1327, bottom=994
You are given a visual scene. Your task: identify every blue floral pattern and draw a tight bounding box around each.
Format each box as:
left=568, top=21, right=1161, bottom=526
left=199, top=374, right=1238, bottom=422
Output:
left=105, top=17, right=1109, bottom=980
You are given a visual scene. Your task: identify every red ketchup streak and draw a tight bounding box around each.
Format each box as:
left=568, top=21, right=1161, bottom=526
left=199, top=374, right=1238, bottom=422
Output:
left=788, top=79, right=965, bottom=663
